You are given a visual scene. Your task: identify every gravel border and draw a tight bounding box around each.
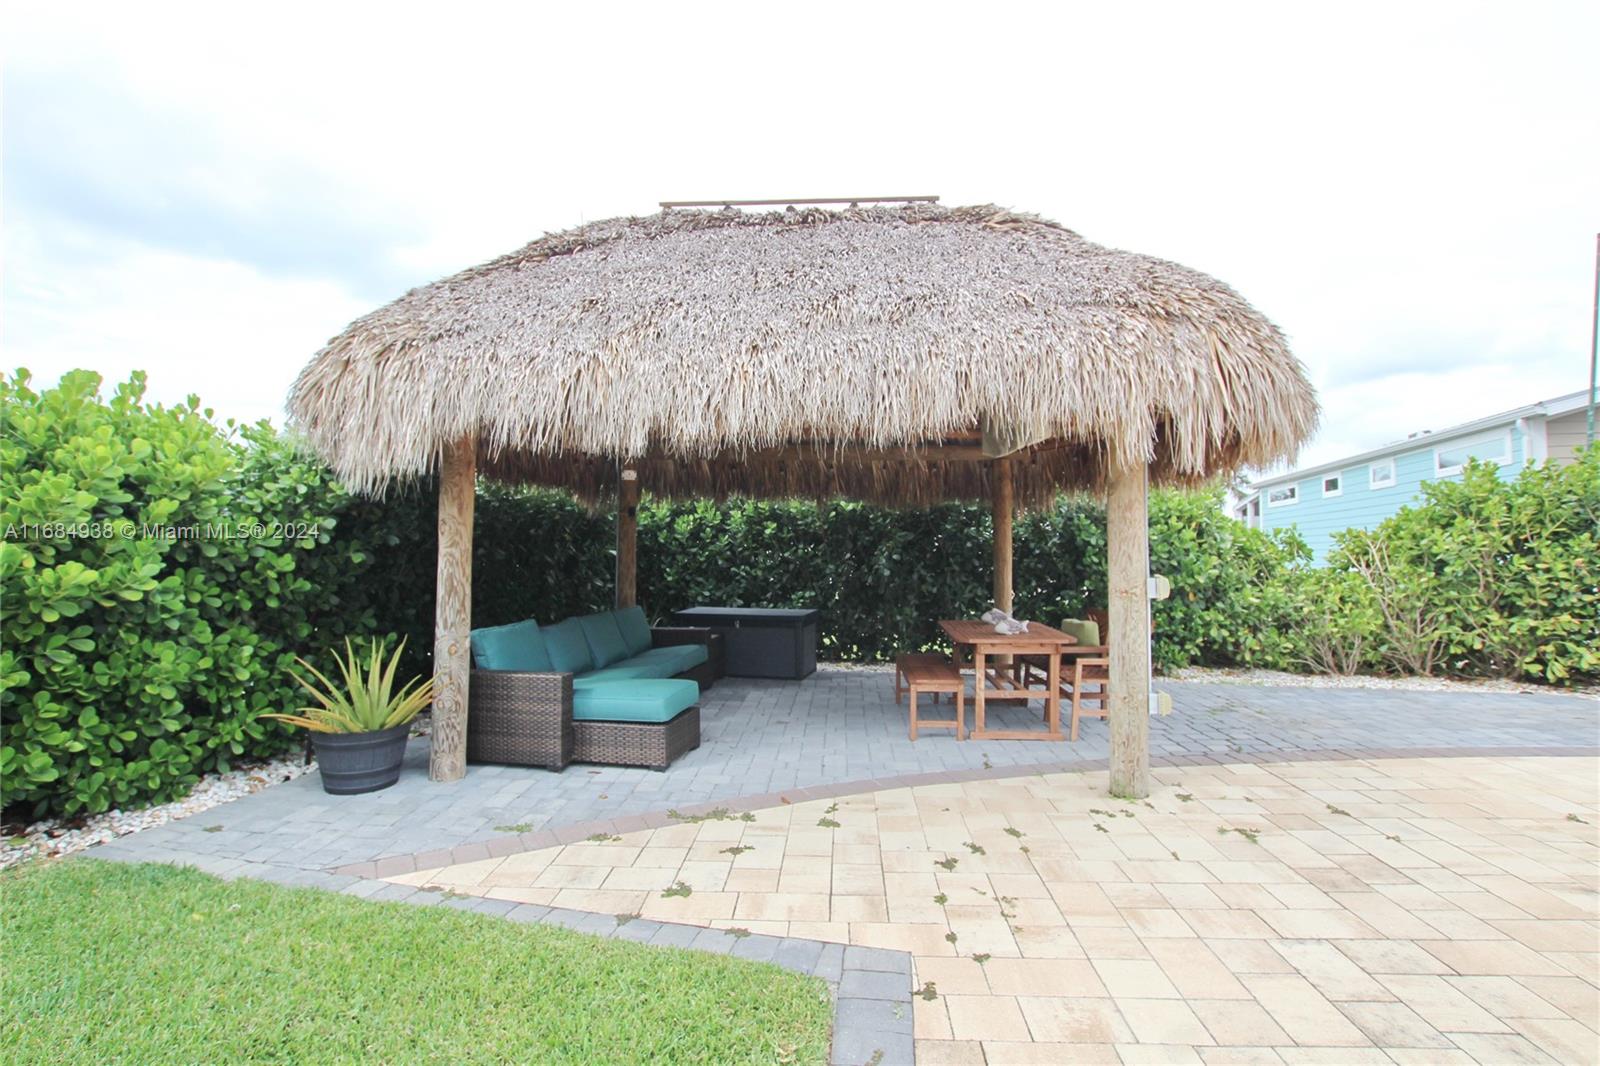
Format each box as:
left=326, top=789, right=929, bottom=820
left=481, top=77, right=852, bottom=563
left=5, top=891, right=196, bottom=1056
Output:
left=1168, top=664, right=1599, bottom=698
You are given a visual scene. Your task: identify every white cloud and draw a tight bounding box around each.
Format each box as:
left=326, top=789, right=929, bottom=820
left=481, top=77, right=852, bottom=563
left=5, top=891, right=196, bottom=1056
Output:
left=4, top=0, right=1597, bottom=459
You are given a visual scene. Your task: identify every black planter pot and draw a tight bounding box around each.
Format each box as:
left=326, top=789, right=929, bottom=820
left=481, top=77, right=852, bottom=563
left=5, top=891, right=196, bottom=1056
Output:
left=312, top=723, right=409, bottom=795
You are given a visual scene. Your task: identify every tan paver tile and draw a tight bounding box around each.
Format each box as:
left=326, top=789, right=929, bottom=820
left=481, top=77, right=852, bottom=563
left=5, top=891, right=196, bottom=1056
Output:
left=600, top=865, right=681, bottom=891
left=551, top=888, right=647, bottom=912
left=1197, top=1047, right=1285, bottom=1064
left=1421, top=938, right=1569, bottom=976
left=722, top=867, right=780, bottom=893
left=983, top=957, right=1108, bottom=998
left=1271, top=1047, right=1391, bottom=1064
left=1416, top=908, right=1512, bottom=940
left=914, top=997, right=952, bottom=1039
left=1158, top=883, right=1230, bottom=909
left=945, top=994, right=1031, bottom=1041
left=480, top=885, right=558, bottom=905
left=1240, top=973, right=1370, bottom=1046
left=1325, top=892, right=1442, bottom=938
left=633, top=846, right=689, bottom=868
left=915, top=956, right=992, bottom=995
left=1122, top=908, right=1197, bottom=938
left=1105, top=882, right=1172, bottom=909
left=1190, top=999, right=1292, bottom=1045
left=1206, top=939, right=1297, bottom=974
left=1257, top=909, right=1384, bottom=941
left=1182, top=909, right=1278, bottom=939
left=914, top=1039, right=986, bottom=1064
left=1115, top=1042, right=1204, bottom=1062
left=733, top=891, right=829, bottom=922
left=1011, top=925, right=1087, bottom=959
left=1381, top=1049, right=1478, bottom=1064
left=638, top=890, right=736, bottom=921
left=533, top=864, right=610, bottom=889
left=1015, top=995, right=1133, bottom=1043
left=1334, top=1001, right=1452, bottom=1048
left=1269, top=939, right=1394, bottom=1001
left=1489, top=918, right=1600, bottom=952
left=982, top=1040, right=1121, bottom=1064
left=1092, top=959, right=1179, bottom=999
left=831, top=863, right=885, bottom=895
left=1445, top=975, right=1568, bottom=1019
left=1143, top=939, right=1252, bottom=999
left=1514, top=975, right=1600, bottom=1030
left=1075, top=926, right=1151, bottom=958
left=786, top=920, right=849, bottom=942
left=1263, top=883, right=1340, bottom=910
left=1328, top=938, right=1453, bottom=975
left=1446, top=1032, right=1560, bottom=1063
left=1116, top=998, right=1214, bottom=1044
left=1375, top=974, right=1512, bottom=1033
left=1508, top=1016, right=1600, bottom=1063
left=850, top=921, right=956, bottom=956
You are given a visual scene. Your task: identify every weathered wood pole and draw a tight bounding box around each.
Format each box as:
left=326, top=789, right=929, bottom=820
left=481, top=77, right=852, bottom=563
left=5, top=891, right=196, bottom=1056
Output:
left=1107, top=462, right=1151, bottom=798
left=616, top=466, right=639, bottom=609
left=430, top=435, right=476, bottom=782
left=992, top=457, right=1014, bottom=614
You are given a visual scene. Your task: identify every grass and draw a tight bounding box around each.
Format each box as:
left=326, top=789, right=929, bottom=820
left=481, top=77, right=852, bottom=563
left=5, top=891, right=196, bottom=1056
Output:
left=2, top=860, right=832, bottom=1065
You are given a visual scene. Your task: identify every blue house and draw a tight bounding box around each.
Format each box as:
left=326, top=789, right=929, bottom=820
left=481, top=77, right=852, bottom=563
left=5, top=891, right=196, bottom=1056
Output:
left=1233, top=389, right=1592, bottom=561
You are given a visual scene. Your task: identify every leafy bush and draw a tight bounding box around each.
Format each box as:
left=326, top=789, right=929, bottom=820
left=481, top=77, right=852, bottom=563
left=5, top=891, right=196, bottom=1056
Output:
left=0, top=371, right=388, bottom=817
left=1328, top=447, right=1600, bottom=683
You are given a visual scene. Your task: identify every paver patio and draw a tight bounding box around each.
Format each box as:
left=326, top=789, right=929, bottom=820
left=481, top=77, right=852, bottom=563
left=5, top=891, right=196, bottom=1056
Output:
left=88, top=669, right=1597, bottom=882
left=391, top=754, right=1600, bottom=1064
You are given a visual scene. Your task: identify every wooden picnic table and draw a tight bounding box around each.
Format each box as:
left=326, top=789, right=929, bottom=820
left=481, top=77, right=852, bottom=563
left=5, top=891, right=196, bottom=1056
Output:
left=938, top=620, right=1078, bottom=741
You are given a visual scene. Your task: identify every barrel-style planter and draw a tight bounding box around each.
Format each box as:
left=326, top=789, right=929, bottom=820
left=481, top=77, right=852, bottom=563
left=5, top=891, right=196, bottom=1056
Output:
left=312, top=724, right=409, bottom=795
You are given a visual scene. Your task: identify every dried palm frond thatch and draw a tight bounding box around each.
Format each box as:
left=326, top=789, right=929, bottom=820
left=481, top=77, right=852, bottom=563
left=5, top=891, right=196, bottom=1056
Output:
left=288, top=204, right=1316, bottom=507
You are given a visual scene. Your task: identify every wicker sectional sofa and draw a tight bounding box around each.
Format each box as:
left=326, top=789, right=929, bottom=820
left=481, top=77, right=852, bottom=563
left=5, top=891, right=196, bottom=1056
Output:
left=466, top=606, right=723, bottom=771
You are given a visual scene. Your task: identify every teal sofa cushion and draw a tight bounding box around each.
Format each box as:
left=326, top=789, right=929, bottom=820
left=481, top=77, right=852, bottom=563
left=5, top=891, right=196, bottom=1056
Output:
left=613, top=606, right=653, bottom=657
left=578, top=611, right=630, bottom=669
left=542, top=618, right=594, bottom=674
left=625, top=643, right=707, bottom=675
left=573, top=679, right=698, bottom=723
left=572, top=663, right=664, bottom=687
left=470, top=620, right=551, bottom=672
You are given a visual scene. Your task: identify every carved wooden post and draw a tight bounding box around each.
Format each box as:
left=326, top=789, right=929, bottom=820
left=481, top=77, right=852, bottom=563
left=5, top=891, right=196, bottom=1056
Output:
left=430, top=435, right=475, bottom=782
left=616, top=466, right=639, bottom=608
left=992, top=456, right=1014, bottom=671
left=992, top=456, right=1014, bottom=614
left=1107, top=462, right=1151, bottom=798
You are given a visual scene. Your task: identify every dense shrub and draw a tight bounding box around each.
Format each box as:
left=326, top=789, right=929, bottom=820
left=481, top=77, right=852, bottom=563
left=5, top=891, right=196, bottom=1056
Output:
left=1328, top=448, right=1600, bottom=683
left=0, top=372, right=390, bottom=817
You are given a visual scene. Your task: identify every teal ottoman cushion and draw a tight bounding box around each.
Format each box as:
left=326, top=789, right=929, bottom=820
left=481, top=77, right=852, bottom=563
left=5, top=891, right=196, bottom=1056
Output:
left=470, top=619, right=552, bottom=672
left=578, top=611, right=630, bottom=668
left=542, top=618, right=594, bottom=675
left=623, top=643, right=707, bottom=676
left=613, top=606, right=653, bottom=657
left=573, top=679, right=698, bottom=724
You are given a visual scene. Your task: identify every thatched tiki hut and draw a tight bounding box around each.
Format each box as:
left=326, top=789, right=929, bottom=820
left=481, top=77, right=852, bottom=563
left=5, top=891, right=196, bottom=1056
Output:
left=289, top=202, right=1316, bottom=798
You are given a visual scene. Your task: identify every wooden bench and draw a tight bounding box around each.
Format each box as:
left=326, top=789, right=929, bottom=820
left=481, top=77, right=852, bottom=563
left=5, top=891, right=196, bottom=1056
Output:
left=895, top=653, right=966, bottom=740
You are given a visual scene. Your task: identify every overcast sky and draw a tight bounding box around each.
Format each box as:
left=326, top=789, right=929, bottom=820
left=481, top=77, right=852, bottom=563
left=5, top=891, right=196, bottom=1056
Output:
left=5, top=2, right=1597, bottom=474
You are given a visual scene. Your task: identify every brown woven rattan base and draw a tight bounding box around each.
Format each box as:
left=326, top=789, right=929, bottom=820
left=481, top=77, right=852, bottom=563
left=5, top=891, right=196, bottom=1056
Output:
left=573, top=706, right=700, bottom=771
left=467, top=670, right=573, bottom=770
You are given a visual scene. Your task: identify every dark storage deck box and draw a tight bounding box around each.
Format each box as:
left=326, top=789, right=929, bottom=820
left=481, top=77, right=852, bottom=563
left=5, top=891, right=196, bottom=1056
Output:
left=669, top=607, right=818, bottom=680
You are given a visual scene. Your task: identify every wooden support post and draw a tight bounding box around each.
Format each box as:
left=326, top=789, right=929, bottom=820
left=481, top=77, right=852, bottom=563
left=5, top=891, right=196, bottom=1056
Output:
left=616, top=466, right=639, bottom=609
left=1107, top=463, right=1151, bottom=798
left=992, top=457, right=1013, bottom=614
left=430, top=435, right=476, bottom=783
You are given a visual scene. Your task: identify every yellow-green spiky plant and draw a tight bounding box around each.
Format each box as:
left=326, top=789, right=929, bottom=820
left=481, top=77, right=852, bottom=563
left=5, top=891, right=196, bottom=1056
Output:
left=263, top=637, right=436, bottom=734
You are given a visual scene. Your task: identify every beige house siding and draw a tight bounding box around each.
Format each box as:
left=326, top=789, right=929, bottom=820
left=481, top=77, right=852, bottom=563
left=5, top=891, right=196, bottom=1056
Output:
left=1546, top=408, right=1593, bottom=465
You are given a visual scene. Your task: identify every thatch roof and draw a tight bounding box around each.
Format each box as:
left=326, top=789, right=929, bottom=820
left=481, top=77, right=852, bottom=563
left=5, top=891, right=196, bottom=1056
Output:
left=289, top=204, right=1317, bottom=507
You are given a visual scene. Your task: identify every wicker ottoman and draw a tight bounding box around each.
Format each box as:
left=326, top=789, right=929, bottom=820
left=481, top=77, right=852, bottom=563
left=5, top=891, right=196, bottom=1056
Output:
left=572, top=679, right=701, bottom=771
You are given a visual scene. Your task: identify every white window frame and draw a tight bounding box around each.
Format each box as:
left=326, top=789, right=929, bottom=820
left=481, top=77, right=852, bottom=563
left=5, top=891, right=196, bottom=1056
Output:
left=1369, top=459, right=1396, bottom=489
left=1321, top=474, right=1343, bottom=498
left=1266, top=484, right=1298, bottom=507
left=1434, top=429, right=1512, bottom=477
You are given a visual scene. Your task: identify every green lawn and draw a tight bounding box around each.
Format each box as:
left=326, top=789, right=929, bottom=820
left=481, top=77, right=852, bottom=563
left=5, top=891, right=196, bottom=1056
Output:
left=1, top=860, right=831, bottom=1065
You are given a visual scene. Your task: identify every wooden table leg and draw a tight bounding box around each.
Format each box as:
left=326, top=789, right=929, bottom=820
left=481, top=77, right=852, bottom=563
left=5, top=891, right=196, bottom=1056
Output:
left=1047, top=648, right=1062, bottom=738
left=966, top=643, right=979, bottom=736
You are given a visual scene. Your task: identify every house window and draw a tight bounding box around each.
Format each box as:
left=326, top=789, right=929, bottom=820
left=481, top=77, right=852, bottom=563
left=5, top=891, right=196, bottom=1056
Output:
left=1370, top=460, right=1396, bottom=489
left=1267, top=485, right=1298, bottom=507
left=1435, top=430, right=1512, bottom=476
left=1322, top=475, right=1342, bottom=498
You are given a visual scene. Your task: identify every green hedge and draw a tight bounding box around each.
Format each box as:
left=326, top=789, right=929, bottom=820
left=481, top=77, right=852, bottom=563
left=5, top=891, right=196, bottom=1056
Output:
left=6, top=369, right=1595, bottom=818
left=0, top=372, right=391, bottom=817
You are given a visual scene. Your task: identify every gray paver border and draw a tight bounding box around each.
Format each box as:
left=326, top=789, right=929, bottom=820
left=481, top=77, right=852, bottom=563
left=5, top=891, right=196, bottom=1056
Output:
left=332, top=744, right=1600, bottom=879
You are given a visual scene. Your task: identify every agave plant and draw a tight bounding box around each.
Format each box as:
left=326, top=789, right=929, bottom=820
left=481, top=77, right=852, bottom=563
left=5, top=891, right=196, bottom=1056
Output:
left=263, top=637, right=436, bottom=734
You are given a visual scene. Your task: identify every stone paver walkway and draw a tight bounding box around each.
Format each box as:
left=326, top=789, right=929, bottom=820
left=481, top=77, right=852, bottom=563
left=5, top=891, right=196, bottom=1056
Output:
left=89, top=669, right=1598, bottom=882
left=394, top=755, right=1600, bottom=1065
